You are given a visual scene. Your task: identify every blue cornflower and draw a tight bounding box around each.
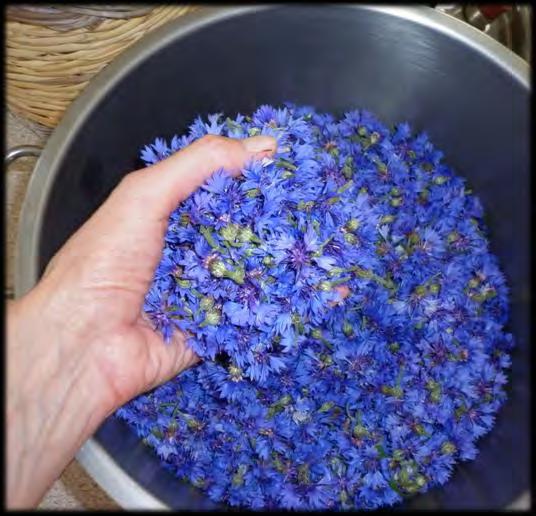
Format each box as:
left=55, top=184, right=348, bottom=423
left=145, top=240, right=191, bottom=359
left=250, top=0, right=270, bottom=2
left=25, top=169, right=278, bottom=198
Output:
left=119, top=104, right=514, bottom=510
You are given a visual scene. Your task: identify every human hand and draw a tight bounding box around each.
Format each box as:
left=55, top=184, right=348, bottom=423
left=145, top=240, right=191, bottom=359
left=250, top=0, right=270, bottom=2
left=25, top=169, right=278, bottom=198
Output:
left=7, top=134, right=277, bottom=507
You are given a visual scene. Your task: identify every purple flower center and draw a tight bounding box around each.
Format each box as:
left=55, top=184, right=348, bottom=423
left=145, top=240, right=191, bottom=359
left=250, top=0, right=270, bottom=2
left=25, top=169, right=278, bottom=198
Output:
left=289, top=242, right=309, bottom=269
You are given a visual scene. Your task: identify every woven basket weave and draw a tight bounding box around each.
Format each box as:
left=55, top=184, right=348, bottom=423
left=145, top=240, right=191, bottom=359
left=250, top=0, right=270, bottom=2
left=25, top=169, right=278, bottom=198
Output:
left=6, top=5, right=196, bottom=130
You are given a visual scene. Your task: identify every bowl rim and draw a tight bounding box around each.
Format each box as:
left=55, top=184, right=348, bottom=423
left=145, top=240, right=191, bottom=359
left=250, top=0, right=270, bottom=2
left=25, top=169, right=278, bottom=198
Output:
left=15, top=4, right=530, bottom=510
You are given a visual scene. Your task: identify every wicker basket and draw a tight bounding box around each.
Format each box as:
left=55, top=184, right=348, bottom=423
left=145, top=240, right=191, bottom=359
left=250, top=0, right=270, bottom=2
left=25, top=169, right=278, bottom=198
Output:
left=6, top=5, right=197, bottom=130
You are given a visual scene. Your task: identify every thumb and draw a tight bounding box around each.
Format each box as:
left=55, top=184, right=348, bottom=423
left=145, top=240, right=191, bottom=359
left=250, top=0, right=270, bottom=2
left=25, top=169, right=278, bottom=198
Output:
left=114, top=134, right=277, bottom=218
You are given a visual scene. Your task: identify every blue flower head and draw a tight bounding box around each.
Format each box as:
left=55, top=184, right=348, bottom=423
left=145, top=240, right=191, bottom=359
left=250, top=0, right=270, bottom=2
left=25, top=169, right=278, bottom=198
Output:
left=116, top=104, right=514, bottom=510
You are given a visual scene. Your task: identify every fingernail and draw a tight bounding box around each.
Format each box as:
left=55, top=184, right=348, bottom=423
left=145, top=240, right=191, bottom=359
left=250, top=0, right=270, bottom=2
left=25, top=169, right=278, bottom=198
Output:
left=243, top=135, right=277, bottom=155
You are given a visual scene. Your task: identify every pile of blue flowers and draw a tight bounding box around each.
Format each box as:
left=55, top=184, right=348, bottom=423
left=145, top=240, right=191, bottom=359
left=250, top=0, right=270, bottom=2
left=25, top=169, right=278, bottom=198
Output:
left=116, top=104, right=513, bottom=510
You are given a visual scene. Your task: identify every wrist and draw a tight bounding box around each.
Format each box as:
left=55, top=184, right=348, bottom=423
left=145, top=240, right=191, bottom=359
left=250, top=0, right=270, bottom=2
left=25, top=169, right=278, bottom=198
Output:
left=7, top=290, right=112, bottom=508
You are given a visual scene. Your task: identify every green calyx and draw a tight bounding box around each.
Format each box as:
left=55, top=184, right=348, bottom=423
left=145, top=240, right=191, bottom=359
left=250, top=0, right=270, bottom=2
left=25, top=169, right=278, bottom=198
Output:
left=220, top=223, right=240, bottom=242
left=381, top=385, right=403, bottom=398
left=267, top=394, right=292, bottom=418
left=441, top=441, right=456, bottom=455
left=344, top=233, right=358, bottom=245
left=199, top=309, right=221, bottom=328
left=342, top=321, right=354, bottom=338
left=209, top=259, right=227, bottom=278
left=346, top=218, right=360, bottom=231
left=318, top=401, right=335, bottom=413
left=426, top=380, right=442, bottom=403
left=208, top=259, right=245, bottom=285
left=232, top=464, right=248, bottom=487
left=318, top=280, right=333, bottom=292
left=380, top=214, right=395, bottom=224
left=228, top=364, right=243, bottom=381
left=352, top=424, right=368, bottom=438
left=238, top=226, right=261, bottom=244
left=297, top=463, right=311, bottom=484
left=199, top=296, right=215, bottom=311
left=342, top=156, right=355, bottom=179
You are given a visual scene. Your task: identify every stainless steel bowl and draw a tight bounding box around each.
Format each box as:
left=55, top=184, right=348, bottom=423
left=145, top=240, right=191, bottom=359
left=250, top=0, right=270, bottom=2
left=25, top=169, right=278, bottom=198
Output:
left=15, top=5, right=530, bottom=510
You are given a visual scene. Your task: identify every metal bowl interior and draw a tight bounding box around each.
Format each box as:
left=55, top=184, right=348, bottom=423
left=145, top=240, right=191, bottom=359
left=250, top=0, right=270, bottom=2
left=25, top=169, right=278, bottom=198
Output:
left=16, top=5, right=530, bottom=510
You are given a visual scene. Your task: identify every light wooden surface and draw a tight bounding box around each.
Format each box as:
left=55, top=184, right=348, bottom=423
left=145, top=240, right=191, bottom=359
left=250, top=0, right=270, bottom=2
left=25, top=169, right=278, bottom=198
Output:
left=5, top=109, right=119, bottom=510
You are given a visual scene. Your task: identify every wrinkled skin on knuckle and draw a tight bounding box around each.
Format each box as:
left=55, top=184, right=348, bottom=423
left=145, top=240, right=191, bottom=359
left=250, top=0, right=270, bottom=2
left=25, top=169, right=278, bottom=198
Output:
left=198, top=134, right=239, bottom=169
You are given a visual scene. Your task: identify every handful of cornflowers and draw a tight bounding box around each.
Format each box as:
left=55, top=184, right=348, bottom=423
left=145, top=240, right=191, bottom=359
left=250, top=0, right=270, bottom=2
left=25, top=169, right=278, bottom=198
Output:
left=116, top=104, right=513, bottom=510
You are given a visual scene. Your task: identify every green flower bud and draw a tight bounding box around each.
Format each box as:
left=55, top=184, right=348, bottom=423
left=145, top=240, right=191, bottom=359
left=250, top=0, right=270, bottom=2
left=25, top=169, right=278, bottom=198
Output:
left=262, top=255, right=274, bottom=267
left=185, top=416, right=202, bottom=431
left=390, top=197, right=402, bottom=207
left=358, top=126, right=368, bottom=136
left=430, top=389, right=441, bottom=403
left=320, top=354, right=333, bottom=366
left=429, top=283, right=440, bottom=295
left=342, top=157, right=354, bottom=179
left=415, top=474, right=427, bottom=488
left=353, top=424, right=368, bottom=438
left=281, top=170, right=294, bottom=179
left=328, top=266, right=346, bottom=277
left=380, top=215, right=395, bottom=224
left=228, top=267, right=246, bottom=285
left=434, top=175, right=448, bottom=185
left=370, top=132, right=380, bottom=144
left=392, top=386, right=403, bottom=398
left=246, top=187, right=260, bottom=198
left=277, top=158, right=297, bottom=171
left=392, top=449, right=404, bottom=462
left=220, top=224, right=240, bottom=242
left=232, top=464, right=248, bottom=486
left=390, top=187, right=401, bottom=196
left=441, top=441, right=456, bottom=455
left=414, top=424, right=427, bottom=436
left=199, top=296, right=214, bottom=311
left=344, top=233, right=358, bottom=245
left=422, top=162, right=434, bottom=172
left=311, top=328, right=323, bottom=339
left=389, top=342, right=400, bottom=353
left=192, top=477, right=205, bottom=488
left=419, top=189, right=429, bottom=202
left=346, top=218, right=360, bottom=231
left=228, top=364, right=243, bottom=381
left=318, top=280, right=333, bottom=292
left=377, top=161, right=388, bottom=174
left=426, top=379, right=437, bottom=391
left=447, top=231, right=459, bottom=243
left=468, top=277, right=480, bottom=289
left=179, top=213, right=190, bottom=226
left=342, top=321, right=354, bottom=338
left=318, top=401, right=334, bottom=413
left=415, top=285, right=427, bottom=297
left=238, top=227, right=260, bottom=243
left=297, top=463, right=310, bottom=484
left=278, top=394, right=292, bottom=406
left=455, top=405, right=467, bottom=419
left=176, top=279, right=191, bottom=288
left=297, top=200, right=315, bottom=212
left=209, top=259, right=226, bottom=278
left=200, top=309, right=221, bottom=327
